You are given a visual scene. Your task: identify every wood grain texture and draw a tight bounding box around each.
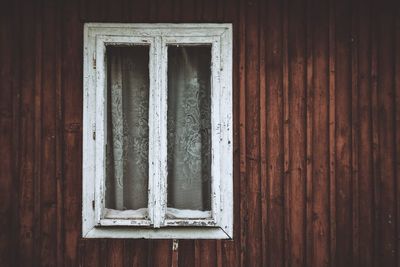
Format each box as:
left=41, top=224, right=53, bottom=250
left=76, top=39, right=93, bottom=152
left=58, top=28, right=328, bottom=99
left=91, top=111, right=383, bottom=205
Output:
left=357, top=1, right=374, bottom=266
left=1, top=0, right=400, bottom=266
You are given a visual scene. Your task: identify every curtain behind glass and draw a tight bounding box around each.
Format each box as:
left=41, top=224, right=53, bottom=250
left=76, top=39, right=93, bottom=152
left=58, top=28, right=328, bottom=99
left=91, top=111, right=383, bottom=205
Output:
left=105, top=46, right=149, bottom=212
left=167, top=46, right=212, bottom=212
left=105, top=45, right=212, bottom=216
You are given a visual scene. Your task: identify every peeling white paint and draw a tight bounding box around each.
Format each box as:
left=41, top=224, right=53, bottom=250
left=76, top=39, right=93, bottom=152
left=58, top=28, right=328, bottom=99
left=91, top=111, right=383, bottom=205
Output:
left=83, top=23, right=233, bottom=239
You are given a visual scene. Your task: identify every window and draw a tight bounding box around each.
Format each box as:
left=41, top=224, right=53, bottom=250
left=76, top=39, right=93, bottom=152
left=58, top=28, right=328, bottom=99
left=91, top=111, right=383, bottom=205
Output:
left=82, top=23, right=233, bottom=239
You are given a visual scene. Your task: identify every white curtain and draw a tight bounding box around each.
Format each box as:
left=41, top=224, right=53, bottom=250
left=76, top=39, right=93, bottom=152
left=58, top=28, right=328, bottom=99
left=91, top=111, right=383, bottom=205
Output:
left=105, top=45, right=211, bottom=213
left=167, top=46, right=211, bottom=211
left=106, top=46, right=150, bottom=211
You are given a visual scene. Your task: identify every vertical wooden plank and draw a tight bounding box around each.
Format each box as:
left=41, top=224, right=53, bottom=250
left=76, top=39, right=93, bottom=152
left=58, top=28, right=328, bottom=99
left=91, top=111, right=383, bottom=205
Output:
left=370, top=1, right=380, bottom=265
left=202, top=0, right=217, bottom=22
left=216, top=0, right=225, bottom=21
left=357, top=0, right=374, bottom=266
left=282, top=0, right=290, bottom=265
left=55, top=0, right=64, bottom=266
left=305, top=0, right=314, bottom=264
left=107, top=240, right=124, bottom=267
left=0, top=1, right=19, bottom=265
left=151, top=239, right=171, bottom=267
left=328, top=0, right=337, bottom=265
left=124, top=240, right=147, bottom=267
left=180, top=0, right=196, bottom=21
left=351, top=0, right=360, bottom=265
left=335, top=0, right=353, bottom=264
left=129, top=0, right=151, bottom=22
left=259, top=0, right=268, bottom=265
left=178, top=240, right=195, bottom=267
left=377, top=3, right=397, bottom=266
left=98, top=240, right=107, bottom=267
left=245, top=0, right=261, bottom=266
left=172, top=0, right=181, bottom=21
left=62, top=0, right=83, bottom=264
left=81, top=240, right=100, bottom=267
left=18, top=0, right=37, bottom=265
left=106, top=0, right=124, bottom=22
left=198, top=240, right=217, bottom=267
left=395, top=3, right=400, bottom=266
left=82, top=0, right=97, bottom=22
left=11, top=0, right=22, bottom=265
left=311, top=0, right=330, bottom=265
left=266, top=0, right=284, bottom=266
left=238, top=0, right=247, bottom=265
left=156, top=0, right=174, bottom=21
left=32, top=1, right=43, bottom=264
left=40, top=1, right=59, bottom=265
left=287, top=0, right=307, bottom=265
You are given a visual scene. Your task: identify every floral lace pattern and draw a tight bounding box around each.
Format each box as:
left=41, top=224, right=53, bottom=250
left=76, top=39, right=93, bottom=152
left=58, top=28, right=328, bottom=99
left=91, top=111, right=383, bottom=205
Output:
left=105, top=45, right=212, bottom=212
left=106, top=46, right=149, bottom=211
left=167, top=46, right=212, bottom=211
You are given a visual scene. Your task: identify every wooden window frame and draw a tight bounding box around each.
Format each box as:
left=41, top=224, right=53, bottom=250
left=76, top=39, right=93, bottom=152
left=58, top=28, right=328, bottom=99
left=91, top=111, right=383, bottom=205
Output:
left=82, top=23, right=233, bottom=239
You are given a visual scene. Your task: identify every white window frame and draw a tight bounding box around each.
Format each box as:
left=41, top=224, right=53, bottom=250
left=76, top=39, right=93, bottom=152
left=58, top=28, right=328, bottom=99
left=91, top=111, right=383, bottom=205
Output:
left=82, top=23, right=233, bottom=239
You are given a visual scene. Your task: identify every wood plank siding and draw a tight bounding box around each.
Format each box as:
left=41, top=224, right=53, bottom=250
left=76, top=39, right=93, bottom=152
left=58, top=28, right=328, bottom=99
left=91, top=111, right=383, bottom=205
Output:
left=0, top=0, right=399, bottom=265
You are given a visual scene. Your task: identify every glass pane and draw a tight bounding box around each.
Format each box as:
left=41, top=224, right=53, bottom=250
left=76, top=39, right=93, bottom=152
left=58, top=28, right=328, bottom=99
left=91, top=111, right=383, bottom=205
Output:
left=167, top=45, right=212, bottom=213
left=105, top=46, right=149, bottom=215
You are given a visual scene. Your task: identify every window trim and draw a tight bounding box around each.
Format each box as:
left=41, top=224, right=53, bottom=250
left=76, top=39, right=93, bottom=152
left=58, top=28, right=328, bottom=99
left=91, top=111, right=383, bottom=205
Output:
left=82, top=23, right=233, bottom=239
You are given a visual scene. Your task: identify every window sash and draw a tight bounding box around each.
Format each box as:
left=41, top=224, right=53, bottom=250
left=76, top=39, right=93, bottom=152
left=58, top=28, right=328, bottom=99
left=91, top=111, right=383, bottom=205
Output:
left=161, top=36, right=220, bottom=226
left=94, top=36, right=156, bottom=226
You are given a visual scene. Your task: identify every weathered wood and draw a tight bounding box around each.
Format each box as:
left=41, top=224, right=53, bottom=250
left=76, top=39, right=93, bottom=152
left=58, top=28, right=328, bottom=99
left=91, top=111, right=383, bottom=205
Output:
left=265, top=0, right=284, bottom=266
left=357, top=1, right=374, bottom=266
left=238, top=0, right=247, bottom=266
left=328, top=0, right=337, bottom=266
left=0, top=2, right=18, bottom=266
left=311, top=0, right=330, bottom=266
left=62, top=0, right=83, bottom=265
left=40, top=1, right=58, bottom=266
left=305, top=0, right=315, bottom=264
left=377, top=4, right=396, bottom=266
left=18, top=0, right=37, bottom=265
left=351, top=0, right=360, bottom=265
left=2, top=0, right=400, bottom=265
left=245, top=0, right=261, bottom=265
left=288, top=0, right=307, bottom=265
left=259, top=0, right=268, bottom=265
left=395, top=5, right=400, bottom=267
left=32, top=2, right=43, bottom=265
left=83, top=24, right=233, bottom=238
left=371, top=2, right=380, bottom=265
left=335, top=0, right=353, bottom=265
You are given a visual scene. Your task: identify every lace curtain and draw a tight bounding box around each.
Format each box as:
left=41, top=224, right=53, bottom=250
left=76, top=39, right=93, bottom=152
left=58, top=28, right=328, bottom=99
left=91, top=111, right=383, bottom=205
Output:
left=105, top=45, right=211, bottom=214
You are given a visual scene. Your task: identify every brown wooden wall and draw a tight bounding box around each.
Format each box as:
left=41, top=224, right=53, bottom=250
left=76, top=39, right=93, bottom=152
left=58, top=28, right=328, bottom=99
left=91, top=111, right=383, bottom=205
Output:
left=1, top=0, right=400, bottom=266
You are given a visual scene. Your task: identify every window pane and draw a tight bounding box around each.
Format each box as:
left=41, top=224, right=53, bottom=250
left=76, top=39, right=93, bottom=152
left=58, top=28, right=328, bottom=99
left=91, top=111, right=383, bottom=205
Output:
left=167, top=45, right=212, bottom=212
left=105, top=46, right=149, bottom=213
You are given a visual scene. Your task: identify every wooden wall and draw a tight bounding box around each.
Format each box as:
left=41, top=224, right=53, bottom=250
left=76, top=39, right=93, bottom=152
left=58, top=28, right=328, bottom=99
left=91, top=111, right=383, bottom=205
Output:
left=1, top=0, right=399, bottom=266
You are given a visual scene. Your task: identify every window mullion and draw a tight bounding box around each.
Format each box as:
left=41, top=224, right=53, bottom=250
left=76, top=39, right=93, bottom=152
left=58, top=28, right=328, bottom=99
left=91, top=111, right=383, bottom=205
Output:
left=159, top=36, right=168, bottom=227
left=148, top=38, right=157, bottom=226
left=151, top=36, right=167, bottom=228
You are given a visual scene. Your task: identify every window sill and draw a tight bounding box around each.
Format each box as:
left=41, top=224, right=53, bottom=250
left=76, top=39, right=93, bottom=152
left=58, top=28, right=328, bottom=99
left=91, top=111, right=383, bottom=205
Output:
left=83, top=226, right=233, bottom=239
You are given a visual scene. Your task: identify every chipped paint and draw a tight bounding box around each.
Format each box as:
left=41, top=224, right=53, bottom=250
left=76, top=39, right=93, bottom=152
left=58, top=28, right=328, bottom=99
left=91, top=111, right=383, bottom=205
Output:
left=82, top=23, right=233, bottom=239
